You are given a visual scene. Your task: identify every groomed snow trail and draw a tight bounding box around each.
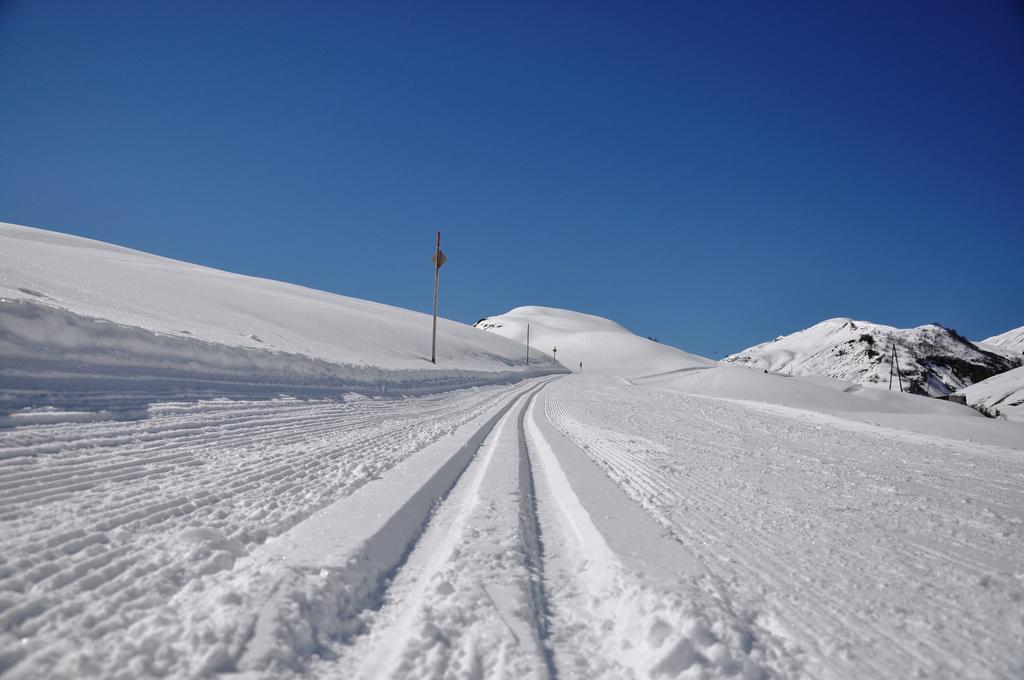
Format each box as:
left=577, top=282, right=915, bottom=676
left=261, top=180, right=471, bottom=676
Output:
left=303, top=380, right=553, bottom=680
left=0, top=382, right=534, bottom=678
left=543, top=375, right=1024, bottom=679
left=292, top=378, right=789, bottom=680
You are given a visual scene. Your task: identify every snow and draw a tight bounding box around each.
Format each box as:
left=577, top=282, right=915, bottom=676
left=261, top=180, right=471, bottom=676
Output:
left=0, top=222, right=561, bottom=401
left=543, top=375, right=1024, bottom=679
left=726, top=317, right=1018, bottom=396
left=475, top=306, right=713, bottom=377
left=641, top=364, right=1024, bottom=449
left=958, top=365, right=1024, bottom=422
left=3, top=222, right=1024, bottom=679
left=979, top=325, right=1024, bottom=359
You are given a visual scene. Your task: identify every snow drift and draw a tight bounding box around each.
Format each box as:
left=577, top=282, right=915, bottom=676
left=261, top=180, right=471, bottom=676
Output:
left=474, top=306, right=712, bottom=378
left=726, top=317, right=1018, bottom=397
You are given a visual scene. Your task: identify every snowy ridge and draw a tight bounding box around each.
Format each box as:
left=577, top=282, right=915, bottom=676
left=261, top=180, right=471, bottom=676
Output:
left=0, top=222, right=562, bottom=409
left=474, top=306, right=712, bottom=378
left=957, top=365, right=1024, bottom=422
left=978, top=325, right=1024, bottom=358
left=726, top=317, right=1019, bottom=396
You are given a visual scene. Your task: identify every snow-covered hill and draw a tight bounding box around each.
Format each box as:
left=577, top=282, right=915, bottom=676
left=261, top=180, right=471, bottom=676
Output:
left=978, top=325, right=1024, bottom=359
left=725, top=317, right=1019, bottom=397
left=474, top=306, right=712, bottom=378
left=957, top=365, right=1024, bottom=422
left=0, top=222, right=560, bottom=407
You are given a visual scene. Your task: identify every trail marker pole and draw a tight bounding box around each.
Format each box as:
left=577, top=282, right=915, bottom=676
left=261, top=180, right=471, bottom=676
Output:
left=430, top=231, right=446, bottom=364
left=552, top=347, right=557, bottom=364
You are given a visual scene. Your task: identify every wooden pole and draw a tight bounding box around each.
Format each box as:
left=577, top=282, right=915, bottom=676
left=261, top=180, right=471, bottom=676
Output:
left=431, top=231, right=440, bottom=364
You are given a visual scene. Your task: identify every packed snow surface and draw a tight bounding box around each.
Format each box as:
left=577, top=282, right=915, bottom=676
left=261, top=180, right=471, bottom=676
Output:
left=726, top=317, right=1017, bottom=396
left=474, top=306, right=712, bottom=377
left=3, top=373, right=1023, bottom=679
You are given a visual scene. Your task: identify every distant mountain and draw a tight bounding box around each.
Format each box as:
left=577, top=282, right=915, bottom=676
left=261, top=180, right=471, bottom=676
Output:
left=725, top=317, right=1020, bottom=397
left=977, top=325, right=1024, bottom=359
left=474, top=306, right=712, bottom=378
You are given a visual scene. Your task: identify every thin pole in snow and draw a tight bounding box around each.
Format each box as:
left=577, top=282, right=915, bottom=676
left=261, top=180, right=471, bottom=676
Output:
left=889, top=344, right=894, bottom=391
left=894, top=344, right=904, bottom=392
left=431, top=231, right=443, bottom=364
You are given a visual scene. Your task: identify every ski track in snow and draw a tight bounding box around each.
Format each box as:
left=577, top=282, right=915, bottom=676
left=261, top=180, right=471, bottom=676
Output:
left=543, top=376, right=1024, bottom=680
left=290, top=379, right=788, bottom=680
left=4, top=373, right=1023, bottom=679
left=0, top=383, right=529, bottom=678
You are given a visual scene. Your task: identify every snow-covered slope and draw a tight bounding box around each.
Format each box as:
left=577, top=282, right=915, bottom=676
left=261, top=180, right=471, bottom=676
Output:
left=725, top=317, right=1018, bottom=397
left=978, top=325, right=1024, bottom=359
left=474, top=306, right=712, bottom=378
left=0, top=222, right=559, bottom=401
left=957, top=365, right=1024, bottom=422
left=639, top=363, right=1024, bottom=448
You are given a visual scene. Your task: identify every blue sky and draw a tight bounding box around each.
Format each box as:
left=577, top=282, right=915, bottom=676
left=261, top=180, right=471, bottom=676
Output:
left=1, top=1, right=1021, bottom=357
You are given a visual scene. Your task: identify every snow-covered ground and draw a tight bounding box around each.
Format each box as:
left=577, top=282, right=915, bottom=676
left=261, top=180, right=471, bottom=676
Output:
left=3, top=224, right=1024, bottom=679
left=475, top=306, right=712, bottom=378
left=646, top=363, right=1024, bottom=448
left=543, top=375, right=1024, bottom=679
left=726, top=317, right=1018, bottom=396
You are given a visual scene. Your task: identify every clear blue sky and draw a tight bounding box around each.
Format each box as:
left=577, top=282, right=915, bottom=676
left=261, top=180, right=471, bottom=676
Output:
left=1, top=1, right=1021, bottom=357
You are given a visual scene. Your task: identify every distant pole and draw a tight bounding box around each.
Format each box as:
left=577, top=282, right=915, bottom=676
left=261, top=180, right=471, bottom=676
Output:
left=524, top=323, right=532, bottom=366
left=889, top=344, right=894, bottom=390
left=552, top=347, right=557, bottom=364
left=894, top=345, right=904, bottom=393
left=889, top=343, right=904, bottom=392
left=431, top=231, right=447, bottom=364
